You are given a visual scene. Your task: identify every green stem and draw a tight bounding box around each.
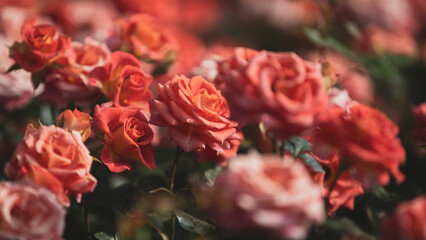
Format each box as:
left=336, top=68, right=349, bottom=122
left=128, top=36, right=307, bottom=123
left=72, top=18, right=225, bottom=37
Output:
left=169, top=146, right=181, bottom=240
left=169, top=146, right=181, bottom=194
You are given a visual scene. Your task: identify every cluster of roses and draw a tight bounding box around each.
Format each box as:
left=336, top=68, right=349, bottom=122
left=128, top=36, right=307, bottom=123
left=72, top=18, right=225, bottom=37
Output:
left=0, top=11, right=415, bottom=240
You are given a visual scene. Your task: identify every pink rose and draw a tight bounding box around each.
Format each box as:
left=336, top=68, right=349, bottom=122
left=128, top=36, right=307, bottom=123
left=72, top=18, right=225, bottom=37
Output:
left=0, top=181, right=65, bottom=240
left=5, top=124, right=97, bottom=206
left=380, top=196, right=426, bottom=240
left=199, top=151, right=325, bottom=239
left=217, top=48, right=327, bottom=139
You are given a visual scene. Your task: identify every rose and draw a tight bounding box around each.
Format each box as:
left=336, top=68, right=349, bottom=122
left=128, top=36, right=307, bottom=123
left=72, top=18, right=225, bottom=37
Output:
left=316, top=103, right=406, bottom=186
left=115, top=65, right=153, bottom=110
left=379, top=196, right=426, bottom=240
left=94, top=105, right=156, bottom=172
left=107, top=14, right=177, bottom=61
left=57, top=108, right=92, bottom=142
left=308, top=149, right=364, bottom=215
left=199, top=151, right=325, bottom=239
left=0, top=181, right=65, bottom=240
left=9, top=18, right=70, bottom=72
left=89, top=51, right=153, bottom=112
left=37, top=38, right=108, bottom=108
left=216, top=48, right=327, bottom=139
left=5, top=124, right=97, bottom=206
left=150, top=75, right=239, bottom=152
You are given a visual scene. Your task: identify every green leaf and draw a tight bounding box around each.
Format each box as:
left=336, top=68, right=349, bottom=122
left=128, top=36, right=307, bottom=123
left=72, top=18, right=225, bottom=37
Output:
left=174, top=209, right=214, bottom=235
left=325, top=218, right=375, bottom=240
left=417, top=144, right=426, bottom=149
left=94, top=232, right=115, bottom=240
left=304, top=28, right=355, bottom=58
left=299, top=153, right=324, bottom=173
left=284, top=137, right=312, bottom=157
left=5, top=63, right=21, bottom=73
left=204, top=166, right=224, bottom=187
left=31, top=71, right=44, bottom=90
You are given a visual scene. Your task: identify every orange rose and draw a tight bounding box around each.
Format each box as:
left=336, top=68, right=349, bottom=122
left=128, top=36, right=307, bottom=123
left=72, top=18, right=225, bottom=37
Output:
left=9, top=18, right=70, bottom=72
left=107, top=14, right=177, bottom=61
left=89, top=51, right=152, bottom=112
left=150, top=75, right=239, bottom=152
left=5, top=124, right=97, bottom=206
left=57, top=108, right=92, bottom=142
left=316, top=103, right=406, bottom=186
left=217, top=48, right=327, bottom=139
left=94, top=105, right=156, bottom=172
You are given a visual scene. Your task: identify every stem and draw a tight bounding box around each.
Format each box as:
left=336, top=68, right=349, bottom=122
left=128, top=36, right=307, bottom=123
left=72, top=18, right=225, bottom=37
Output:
left=171, top=216, right=176, bottom=240
left=169, top=146, right=181, bottom=240
left=82, top=195, right=91, bottom=240
left=168, top=146, right=181, bottom=194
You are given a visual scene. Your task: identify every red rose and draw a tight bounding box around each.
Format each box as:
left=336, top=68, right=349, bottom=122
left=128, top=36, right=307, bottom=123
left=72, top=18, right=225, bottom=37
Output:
left=217, top=48, right=327, bottom=139
left=94, top=105, right=156, bottom=172
left=5, top=124, right=97, bottom=206
left=150, top=75, right=239, bottom=152
left=309, top=149, right=364, bottom=215
left=9, top=19, right=70, bottom=72
left=316, top=103, right=406, bottom=186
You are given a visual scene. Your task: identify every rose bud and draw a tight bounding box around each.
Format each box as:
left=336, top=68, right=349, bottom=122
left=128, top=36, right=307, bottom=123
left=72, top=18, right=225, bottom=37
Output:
left=9, top=18, right=70, bottom=72
left=150, top=74, right=239, bottom=153
left=93, top=105, right=156, bottom=172
left=57, top=108, right=92, bottom=142
left=5, top=124, right=97, bottom=206
left=0, top=180, right=66, bottom=240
